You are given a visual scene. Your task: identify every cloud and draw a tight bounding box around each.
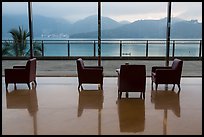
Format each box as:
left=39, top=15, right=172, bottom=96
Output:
left=2, top=2, right=202, bottom=23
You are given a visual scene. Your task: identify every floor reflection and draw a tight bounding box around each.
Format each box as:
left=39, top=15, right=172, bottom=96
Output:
left=6, top=86, right=38, bottom=135
left=77, top=89, right=104, bottom=135
left=151, top=90, right=180, bottom=135
left=117, top=98, right=145, bottom=133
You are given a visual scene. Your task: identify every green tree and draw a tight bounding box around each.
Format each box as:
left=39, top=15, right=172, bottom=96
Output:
left=2, top=26, right=42, bottom=57
left=2, top=41, right=13, bottom=56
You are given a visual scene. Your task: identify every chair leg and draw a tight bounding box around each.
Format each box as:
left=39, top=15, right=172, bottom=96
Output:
left=155, top=84, right=158, bottom=91
left=172, top=84, right=175, bottom=91
left=151, top=80, right=153, bottom=90
left=120, top=92, right=122, bottom=99
left=126, top=92, right=128, bottom=98
left=34, top=80, right=37, bottom=86
left=100, top=83, right=103, bottom=90
left=27, top=83, right=31, bottom=89
left=14, top=83, right=17, bottom=90
left=6, top=83, right=8, bottom=91
left=143, top=92, right=145, bottom=99
left=78, top=84, right=81, bottom=90
left=118, top=90, right=121, bottom=99
left=140, top=92, right=142, bottom=98
left=81, top=85, right=84, bottom=90
left=98, top=84, right=103, bottom=90
left=178, top=84, right=181, bottom=91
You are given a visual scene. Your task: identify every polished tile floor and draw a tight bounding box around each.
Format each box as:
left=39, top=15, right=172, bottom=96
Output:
left=2, top=77, right=202, bottom=135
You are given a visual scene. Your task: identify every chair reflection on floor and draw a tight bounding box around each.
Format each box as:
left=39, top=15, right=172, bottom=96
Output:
left=151, top=90, right=180, bottom=135
left=6, top=86, right=38, bottom=135
left=117, top=98, right=145, bottom=133
left=77, top=89, right=103, bottom=135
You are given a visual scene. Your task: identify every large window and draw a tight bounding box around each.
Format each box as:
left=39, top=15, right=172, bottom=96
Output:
left=32, top=2, right=97, bottom=56
left=170, top=2, right=202, bottom=57
left=102, top=2, right=167, bottom=57
left=2, top=2, right=202, bottom=58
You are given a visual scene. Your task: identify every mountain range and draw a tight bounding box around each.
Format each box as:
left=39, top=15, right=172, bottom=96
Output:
left=2, top=14, right=202, bottom=39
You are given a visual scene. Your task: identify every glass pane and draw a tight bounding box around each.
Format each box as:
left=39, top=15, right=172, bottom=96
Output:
left=2, top=2, right=29, bottom=57
left=101, top=2, right=167, bottom=57
left=2, top=2, right=29, bottom=39
left=32, top=2, right=97, bottom=57
left=174, top=40, right=200, bottom=57
left=171, top=2, right=202, bottom=57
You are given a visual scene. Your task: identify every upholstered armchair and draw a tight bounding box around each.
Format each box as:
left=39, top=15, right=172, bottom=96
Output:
left=151, top=58, right=183, bottom=91
left=76, top=58, right=103, bottom=90
left=5, top=58, right=37, bottom=91
left=117, top=65, right=146, bottom=99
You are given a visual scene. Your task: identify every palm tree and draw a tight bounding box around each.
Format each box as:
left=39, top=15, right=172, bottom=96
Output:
left=2, top=41, right=13, bottom=56
left=10, top=26, right=30, bottom=56
left=2, top=26, right=42, bottom=57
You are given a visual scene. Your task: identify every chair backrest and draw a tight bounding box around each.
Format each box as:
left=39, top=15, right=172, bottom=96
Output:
left=171, top=58, right=183, bottom=76
left=77, top=58, right=84, bottom=68
left=119, top=65, right=146, bottom=92
left=26, top=58, right=36, bottom=81
left=76, top=58, right=85, bottom=75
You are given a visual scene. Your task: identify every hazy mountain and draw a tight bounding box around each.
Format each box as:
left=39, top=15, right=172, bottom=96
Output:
left=69, top=15, right=123, bottom=34
left=171, top=20, right=202, bottom=38
left=32, top=15, right=72, bottom=37
left=2, top=14, right=124, bottom=38
left=2, top=14, right=29, bottom=38
left=2, top=14, right=202, bottom=39
left=2, top=14, right=72, bottom=38
left=70, top=18, right=202, bottom=39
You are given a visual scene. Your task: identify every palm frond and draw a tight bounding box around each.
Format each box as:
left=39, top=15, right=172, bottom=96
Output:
left=2, top=41, right=14, bottom=56
left=8, top=26, right=31, bottom=57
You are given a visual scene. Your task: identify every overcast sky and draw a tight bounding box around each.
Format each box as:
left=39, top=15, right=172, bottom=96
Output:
left=2, top=2, right=202, bottom=23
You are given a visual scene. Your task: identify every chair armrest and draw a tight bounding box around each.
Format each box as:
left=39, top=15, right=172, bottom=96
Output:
left=83, top=67, right=103, bottom=72
left=83, top=68, right=103, bottom=78
left=155, top=69, right=175, bottom=78
left=81, top=69, right=103, bottom=82
left=5, top=68, right=28, bottom=81
left=152, top=66, right=172, bottom=73
left=84, top=66, right=103, bottom=70
left=13, top=66, right=26, bottom=69
left=5, top=68, right=27, bottom=74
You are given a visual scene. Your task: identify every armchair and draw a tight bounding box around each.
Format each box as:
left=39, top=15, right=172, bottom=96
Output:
left=5, top=58, right=37, bottom=91
left=151, top=58, right=183, bottom=91
left=117, top=65, right=146, bottom=99
left=76, top=58, right=103, bottom=90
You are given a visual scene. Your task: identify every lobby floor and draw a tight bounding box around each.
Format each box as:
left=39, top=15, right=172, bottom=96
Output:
left=2, top=77, right=202, bottom=135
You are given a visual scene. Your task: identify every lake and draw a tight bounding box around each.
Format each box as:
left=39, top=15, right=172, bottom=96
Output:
left=34, top=38, right=201, bottom=57
left=3, top=37, right=201, bottom=57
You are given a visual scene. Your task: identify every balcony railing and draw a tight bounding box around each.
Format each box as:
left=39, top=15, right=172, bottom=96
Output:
left=2, top=39, right=202, bottom=60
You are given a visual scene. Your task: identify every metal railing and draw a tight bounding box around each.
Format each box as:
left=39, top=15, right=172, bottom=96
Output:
left=2, top=39, right=202, bottom=60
